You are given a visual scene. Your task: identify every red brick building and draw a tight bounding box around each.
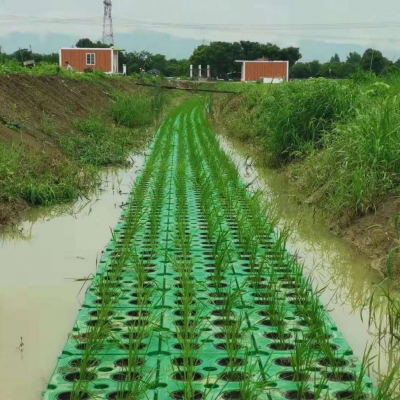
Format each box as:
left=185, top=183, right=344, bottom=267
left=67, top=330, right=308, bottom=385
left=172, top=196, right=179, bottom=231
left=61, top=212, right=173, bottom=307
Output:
left=236, top=60, right=289, bottom=83
left=59, top=47, right=122, bottom=74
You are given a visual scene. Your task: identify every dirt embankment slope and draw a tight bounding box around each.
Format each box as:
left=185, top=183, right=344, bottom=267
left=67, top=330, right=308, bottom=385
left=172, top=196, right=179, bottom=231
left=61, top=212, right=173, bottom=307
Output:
left=0, top=75, right=148, bottom=149
left=0, top=75, right=150, bottom=226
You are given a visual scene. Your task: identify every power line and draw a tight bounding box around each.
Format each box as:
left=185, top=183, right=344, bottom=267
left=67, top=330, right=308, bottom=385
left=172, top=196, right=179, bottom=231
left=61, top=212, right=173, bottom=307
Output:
left=2, top=14, right=400, bottom=32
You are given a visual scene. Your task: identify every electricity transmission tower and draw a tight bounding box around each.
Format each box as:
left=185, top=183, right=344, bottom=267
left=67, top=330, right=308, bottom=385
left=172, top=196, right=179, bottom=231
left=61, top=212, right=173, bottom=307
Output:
left=102, top=0, right=114, bottom=45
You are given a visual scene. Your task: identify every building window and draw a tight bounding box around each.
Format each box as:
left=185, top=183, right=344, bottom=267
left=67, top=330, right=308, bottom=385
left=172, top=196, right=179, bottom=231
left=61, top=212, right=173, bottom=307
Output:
left=86, top=53, right=95, bottom=65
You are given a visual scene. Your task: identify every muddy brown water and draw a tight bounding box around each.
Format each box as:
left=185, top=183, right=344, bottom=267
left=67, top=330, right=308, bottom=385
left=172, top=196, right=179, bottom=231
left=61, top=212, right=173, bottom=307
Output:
left=0, top=137, right=397, bottom=399
left=220, top=137, right=399, bottom=387
left=0, top=154, right=146, bottom=400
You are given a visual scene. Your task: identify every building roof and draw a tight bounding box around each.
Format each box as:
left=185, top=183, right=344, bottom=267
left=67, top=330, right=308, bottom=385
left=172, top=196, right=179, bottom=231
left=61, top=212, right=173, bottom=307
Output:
left=61, top=47, right=126, bottom=51
left=235, top=60, right=288, bottom=63
left=110, top=46, right=125, bottom=51
left=61, top=47, right=113, bottom=51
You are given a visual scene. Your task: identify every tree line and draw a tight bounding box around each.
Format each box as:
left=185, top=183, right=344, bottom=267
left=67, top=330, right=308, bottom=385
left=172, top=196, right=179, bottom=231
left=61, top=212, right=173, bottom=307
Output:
left=291, top=50, right=398, bottom=79
left=0, top=37, right=398, bottom=79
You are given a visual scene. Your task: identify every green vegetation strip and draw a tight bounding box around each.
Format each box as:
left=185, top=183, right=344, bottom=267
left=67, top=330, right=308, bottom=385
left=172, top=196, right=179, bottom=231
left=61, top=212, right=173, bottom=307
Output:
left=43, top=99, right=374, bottom=400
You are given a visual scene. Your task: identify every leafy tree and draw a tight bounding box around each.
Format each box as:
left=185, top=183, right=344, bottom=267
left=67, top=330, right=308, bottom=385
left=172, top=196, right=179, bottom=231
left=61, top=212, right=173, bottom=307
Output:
left=346, top=52, right=362, bottom=66
left=309, top=60, right=322, bottom=76
left=291, top=62, right=312, bottom=79
left=319, top=62, right=356, bottom=78
left=190, top=41, right=243, bottom=78
left=76, top=38, right=110, bottom=48
left=291, top=60, right=321, bottom=79
left=361, top=48, right=391, bottom=75
left=165, top=58, right=190, bottom=77
left=330, top=53, right=341, bottom=63
left=279, top=46, right=302, bottom=67
left=190, top=41, right=301, bottom=78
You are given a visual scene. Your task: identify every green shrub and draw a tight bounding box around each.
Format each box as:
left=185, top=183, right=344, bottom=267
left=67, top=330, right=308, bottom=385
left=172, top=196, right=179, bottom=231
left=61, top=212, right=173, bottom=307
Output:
left=255, top=79, right=357, bottom=164
left=300, top=95, right=400, bottom=218
left=0, top=142, right=94, bottom=205
left=110, top=89, right=165, bottom=128
left=55, top=113, right=144, bottom=166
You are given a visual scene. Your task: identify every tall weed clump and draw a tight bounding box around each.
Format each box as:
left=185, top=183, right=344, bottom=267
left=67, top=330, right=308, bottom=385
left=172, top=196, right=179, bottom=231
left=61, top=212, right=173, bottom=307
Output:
left=255, top=79, right=357, bottom=164
left=299, top=94, right=400, bottom=218
left=57, top=113, right=145, bottom=166
left=0, top=142, right=93, bottom=205
left=110, top=88, right=166, bottom=128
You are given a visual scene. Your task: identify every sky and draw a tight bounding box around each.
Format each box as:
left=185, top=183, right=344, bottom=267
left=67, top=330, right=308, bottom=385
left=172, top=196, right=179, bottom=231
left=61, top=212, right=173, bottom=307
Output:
left=1, top=0, right=400, bottom=62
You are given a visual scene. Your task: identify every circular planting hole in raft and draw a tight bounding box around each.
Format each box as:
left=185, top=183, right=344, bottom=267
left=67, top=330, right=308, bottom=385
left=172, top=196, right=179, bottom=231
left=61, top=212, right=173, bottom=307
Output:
left=75, top=343, right=104, bottom=351
left=57, top=393, right=90, bottom=400
left=126, top=310, right=149, bottom=317
left=220, top=372, right=248, bottom=382
left=173, top=343, right=201, bottom=351
left=274, top=357, right=292, bottom=367
left=174, top=319, right=196, bottom=326
left=63, top=372, right=96, bottom=382
left=174, top=309, right=197, bottom=317
left=119, top=342, right=146, bottom=351
left=111, top=372, right=143, bottom=381
left=125, top=319, right=148, bottom=327
left=318, top=358, right=348, bottom=367
left=175, top=299, right=195, bottom=306
left=215, top=342, right=243, bottom=351
left=279, top=371, right=309, bottom=381
left=172, top=372, right=203, bottom=381
left=115, top=358, right=145, bottom=367
left=248, top=283, right=268, bottom=289
left=335, top=392, right=367, bottom=399
left=122, top=332, right=148, bottom=340
left=214, top=332, right=242, bottom=340
left=171, top=390, right=203, bottom=400
left=221, top=390, right=246, bottom=400
left=269, top=342, right=296, bottom=351
left=130, top=299, right=151, bottom=306
left=107, top=391, right=136, bottom=400
left=89, top=310, right=114, bottom=318
left=86, top=319, right=111, bottom=327
left=264, top=332, right=292, bottom=340
left=173, top=332, right=200, bottom=340
left=326, top=372, right=355, bottom=382
left=212, top=319, right=237, bottom=327
left=217, top=357, right=245, bottom=367
left=209, top=292, right=228, bottom=298
left=285, top=391, right=315, bottom=400
left=172, top=357, right=202, bottom=367
left=207, top=283, right=228, bottom=288
left=211, top=310, right=234, bottom=317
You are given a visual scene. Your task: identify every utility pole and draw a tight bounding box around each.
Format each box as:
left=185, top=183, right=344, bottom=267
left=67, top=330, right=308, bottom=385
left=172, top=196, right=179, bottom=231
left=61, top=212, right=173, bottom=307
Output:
left=102, top=0, right=114, bottom=45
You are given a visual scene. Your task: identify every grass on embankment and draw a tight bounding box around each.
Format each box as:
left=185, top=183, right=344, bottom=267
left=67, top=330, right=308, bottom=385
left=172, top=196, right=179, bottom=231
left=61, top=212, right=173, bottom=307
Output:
left=0, top=76, right=168, bottom=225
left=214, top=73, right=400, bottom=278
